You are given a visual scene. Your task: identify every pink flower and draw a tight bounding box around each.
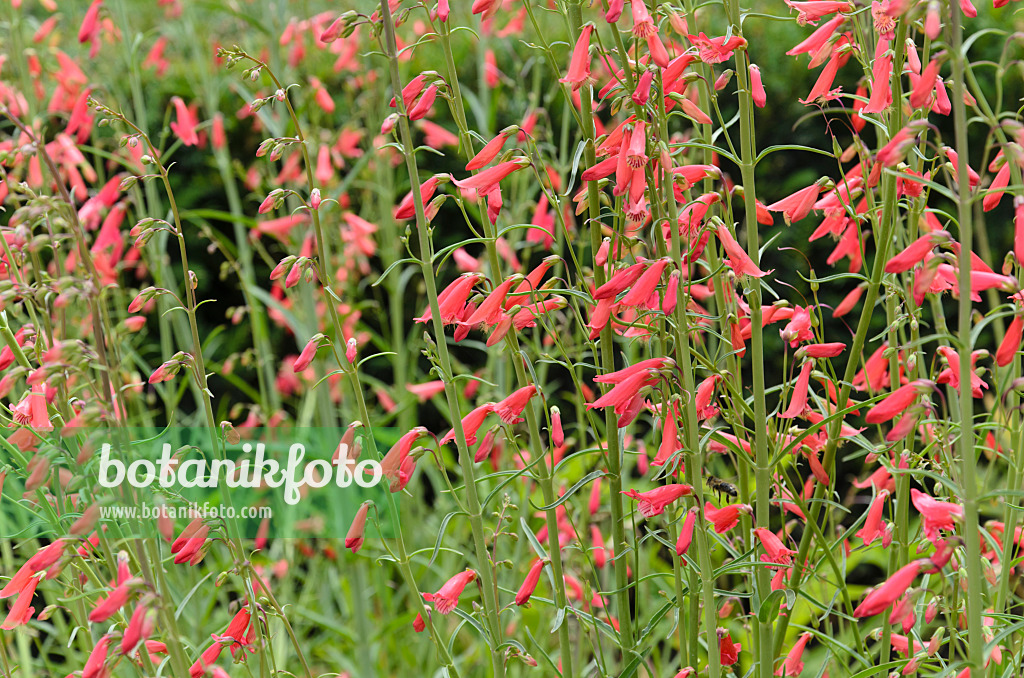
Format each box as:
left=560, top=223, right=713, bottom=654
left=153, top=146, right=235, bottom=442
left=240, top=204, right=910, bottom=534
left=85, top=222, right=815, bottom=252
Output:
left=622, top=484, right=694, bottom=517
left=911, top=489, right=963, bottom=540
left=687, top=33, right=748, bottom=64
left=345, top=501, right=370, bottom=553
left=676, top=507, right=698, bottom=560
left=424, top=569, right=477, bottom=614
left=715, top=224, right=771, bottom=278
left=785, top=0, right=853, bottom=25
left=170, top=97, right=199, bottom=147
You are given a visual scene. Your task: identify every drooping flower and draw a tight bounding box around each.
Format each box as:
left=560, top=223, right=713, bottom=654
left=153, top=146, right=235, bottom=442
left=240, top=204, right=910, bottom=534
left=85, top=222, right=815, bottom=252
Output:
left=493, top=385, right=538, bottom=424
left=856, top=489, right=890, bottom=545
left=911, top=489, right=963, bottom=540
left=83, top=634, right=113, bottom=678
left=170, top=97, right=199, bottom=147
left=715, top=224, right=771, bottom=278
left=853, top=560, right=923, bottom=617
left=754, top=527, right=797, bottom=565
left=622, top=484, right=694, bottom=518
left=424, top=569, right=477, bottom=614
left=776, top=632, right=812, bottom=676
left=864, top=379, right=931, bottom=424
left=780, top=362, right=813, bottom=419
left=560, top=24, right=594, bottom=90
left=718, top=629, right=741, bottom=665
left=515, top=559, right=547, bottom=606
left=345, top=501, right=371, bottom=553
left=704, top=502, right=752, bottom=533
left=676, top=507, right=698, bottom=560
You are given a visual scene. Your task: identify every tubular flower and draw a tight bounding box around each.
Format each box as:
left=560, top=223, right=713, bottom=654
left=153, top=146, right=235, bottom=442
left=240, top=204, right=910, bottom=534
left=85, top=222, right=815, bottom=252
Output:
left=997, top=315, right=1022, bottom=367
left=687, top=33, right=747, bottom=63
left=718, top=629, right=741, bottom=665
left=780, top=362, right=813, bottom=419
left=631, top=0, right=657, bottom=38
left=754, top=527, right=798, bottom=565
left=785, top=0, right=853, bottom=25
left=588, top=368, right=661, bottom=415
left=493, top=385, right=538, bottom=424
left=935, top=346, right=987, bottom=397
left=715, top=224, right=771, bottom=278
left=345, top=501, right=371, bottom=553
left=451, top=158, right=530, bottom=196
left=170, top=97, right=199, bottom=147
left=777, top=632, right=812, bottom=676
left=515, top=559, right=547, bottom=606
left=676, top=507, right=698, bottom=560
left=911, top=489, right=963, bottom=540
left=864, top=379, right=932, bottom=424
left=862, top=39, right=894, bottom=114
left=853, top=560, right=924, bottom=617
left=856, top=489, right=890, bottom=545
left=424, top=569, right=477, bottom=614
left=705, top=502, right=752, bottom=533
left=83, top=634, right=113, bottom=678
left=560, top=24, right=594, bottom=90
left=621, top=483, right=694, bottom=518
left=765, top=183, right=825, bottom=224
left=885, top=230, right=950, bottom=273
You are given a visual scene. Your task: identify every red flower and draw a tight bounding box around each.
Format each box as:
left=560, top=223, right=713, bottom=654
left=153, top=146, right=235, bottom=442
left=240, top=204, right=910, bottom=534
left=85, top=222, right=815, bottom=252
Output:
left=777, top=632, right=812, bottom=676
left=83, top=634, right=113, bottom=678
left=560, top=24, right=594, bottom=90
left=766, top=183, right=825, bottom=224
left=424, top=569, right=477, bottom=614
left=853, top=560, right=923, bottom=617
left=676, top=507, right=698, bottom=561
left=715, top=224, right=771, bottom=278
left=780, top=362, right=813, bottom=419
left=345, top=501, right=371, bottom=553
left=856, top=489, right=889, bottom=545
left=911, top=489, right=963, bottom=541
left=622, top=484, right=694, bottom=518
left=687, top=32, right=747, bottom=64
left=754, top=527, right=797, bottom=565
left=170, top=97, right=199, bottom=147
left=704, top=502, right=752, bottom=533
left=515, top=559, right=547, bottom=606
left=864, top=380, right=931, bottom=424
left=494, top=385, right=538, bottom=424
left=718, top=628, right=741, bottom=665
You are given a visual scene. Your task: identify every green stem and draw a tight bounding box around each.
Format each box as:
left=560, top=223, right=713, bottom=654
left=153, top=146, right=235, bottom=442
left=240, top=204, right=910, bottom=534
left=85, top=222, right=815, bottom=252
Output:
left=378, top=3, right=506, bottom=675
left=950, top=6, right=985, bottom=673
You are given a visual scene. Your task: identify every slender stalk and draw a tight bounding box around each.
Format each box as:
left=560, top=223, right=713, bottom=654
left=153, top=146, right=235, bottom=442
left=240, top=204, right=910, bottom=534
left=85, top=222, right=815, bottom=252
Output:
left=378, top=4, right=506, bottom=676
left=950, top=6, right=985, bottom=672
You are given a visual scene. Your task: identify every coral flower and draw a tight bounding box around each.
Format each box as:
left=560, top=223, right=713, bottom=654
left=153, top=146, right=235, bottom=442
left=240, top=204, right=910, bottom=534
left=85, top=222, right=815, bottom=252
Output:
left=560, top=24, right=594, bottom=90
left=345, top=501, right=371, bottom=553
left=864, top=380, right=931, bottom=424
left=715, top=224, right=771, bottom=278
left=622, top=483, right=694, bottom=518
left=911, top=489, right=963, bottom=540
left=853, top=560, right=923, bottom=617
left=676, top=507, right=698, bottom=560
left=777, top=632, right=812, bottom=676
left=170, top=97, right=199, bottom=147
left=718, top=629, right=741, bottom=665
left=494, top=385, right=538, bottom=424
left=515, top=559, right=547, bottom=606
left=705, top=502, right=752, bottom=533
left=754, top=527, right=797, bottom=565
left=83, top=634, right=113, bottom=678
left=856, top=489, right=890, bottom=545
left=424, top=569, right=477, bottom=614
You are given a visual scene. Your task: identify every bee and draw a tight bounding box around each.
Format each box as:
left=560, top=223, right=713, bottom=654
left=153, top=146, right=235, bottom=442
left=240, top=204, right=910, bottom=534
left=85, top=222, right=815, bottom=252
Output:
left=706, top=475, right=738, bottom=502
